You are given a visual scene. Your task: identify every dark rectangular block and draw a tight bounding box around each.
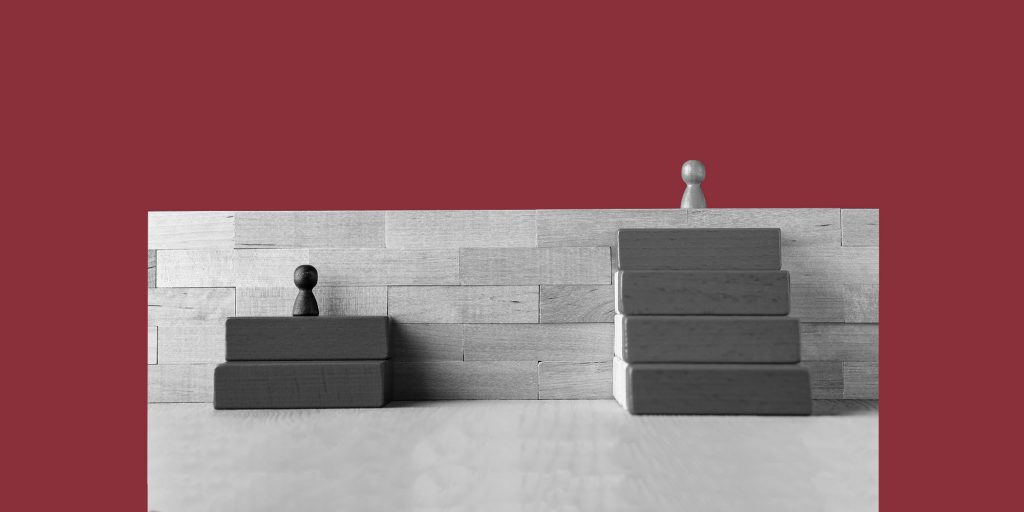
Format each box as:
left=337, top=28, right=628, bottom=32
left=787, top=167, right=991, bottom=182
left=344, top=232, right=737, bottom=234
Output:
left=615, top=315, right=800, bottom=363
left=615, top=270, right=790, bottom=315
left=225, top=316, right=389, bottom=360
left=613, top=358, right=811, bottom=415
left=617, top=228, right=781, bottom=270
left=214, top=361, right=391, bottom=409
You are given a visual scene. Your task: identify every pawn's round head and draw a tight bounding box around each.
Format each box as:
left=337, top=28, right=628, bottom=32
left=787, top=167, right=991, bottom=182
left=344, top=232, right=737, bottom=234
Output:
left=294, top=265, right=318, bottom=290
left=682, top=160, right=706, bottom=184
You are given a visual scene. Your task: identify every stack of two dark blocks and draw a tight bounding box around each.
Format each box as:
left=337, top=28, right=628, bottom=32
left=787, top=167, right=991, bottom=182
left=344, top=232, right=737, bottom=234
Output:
left=612, top=228, right=812, bottom=415
left=214, top=317, right=392, bottom=409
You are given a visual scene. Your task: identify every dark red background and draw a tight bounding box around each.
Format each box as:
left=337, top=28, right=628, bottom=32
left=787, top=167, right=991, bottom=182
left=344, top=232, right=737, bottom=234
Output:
left=4, top=1, right=1019, bottom=509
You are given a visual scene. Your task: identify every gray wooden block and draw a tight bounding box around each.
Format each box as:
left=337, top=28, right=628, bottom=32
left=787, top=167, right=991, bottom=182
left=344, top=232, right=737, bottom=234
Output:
left=392, top=361, right=538, bottom=399
left=688, top=209, right=840, bottom=248
left=613, top=358, right=811, bottom=415
left=214, top=361, right=392, bottom=409
left=385, top=210, right=537, bottom=249
left=148, top=325, right=158, bottom=364
left=149, top=211, right=235, bottom=249
left=157, top=250, right=235, bottom=287
left=615, top=270, right=790, bottom=315
left=460, top=247, right=610, bottom=285
left=841, top=209, right=879, bottom=247
left=614, top=315, right=799, bottom=363
left=799, top=361, right=844, bottom=399
left=843, top=362, right=878, bottom=399
left=387, top=286, right=539, bottom=323
left=149, top=364, right=216, bottom=403
left=233, top=249, right=311, bottom=288
left=148, top=288, right=235, bottom=323
left=148, top=250, right=157, bottom=288
left=225, top=317, right=389, bottom=360
left=390, top=324, right=464, bottom=361
left=539, top=361, right=612, bottom=399
left=311, top=249, right=458, bottom=285
left=616, top=228, right=781, bottom=270
left=800, top=323, right=878, bottom=362
left=236, top=286, right=387, bottom=317
left=540, top=285, right=614, bottom=323
left=537, top=209, right=689, bottom=247
left=235, top=211, right=385, bottom=248
left=463, top=324, right=612, bottom=362
left=159, top=323, right=225, bottom=364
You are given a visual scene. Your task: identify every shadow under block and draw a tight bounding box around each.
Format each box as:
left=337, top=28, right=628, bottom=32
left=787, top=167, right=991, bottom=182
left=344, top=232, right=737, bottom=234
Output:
left=612, top=358, right=811, bottom=415
left=614, top=271, right=791, bottom=315
left=614, top=315, right=800, bottom=363
left=225, top=317, right=389, bottom=361
left=616, top=228, right=782, bottom=270
left=214, top=361, right=392, bottom=409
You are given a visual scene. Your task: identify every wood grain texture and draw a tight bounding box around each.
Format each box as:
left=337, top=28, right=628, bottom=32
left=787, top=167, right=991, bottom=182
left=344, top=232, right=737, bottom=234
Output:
left=616, top=270, right=791, bottom=315
left=149, top=211, right=234, bottom=249
left=539, top=361, right=612, bottom=399
left=390, top=324, right=464, bottom=361
left=540, top=285, right=614, bottom=323
left=615, top=315, right=800, bottom=363
left=233, top=249, right=311, bottom=288
left=463, top=324, right=612, bottom=361
left=214, top=361, right=392, bottom=409
left=387, top=286, right=539, bottom=323
left=386, top=210, right=537, bottom=249
left=148, top=250, right=156, bottom=287
left=460, top=247, right=610, bottom=285
left=799, top=361, right=844, bottom=399
left=537, top=209, right=688, bottom=247
left=156, top=250, right=235, bottom=287
left=149, top=364, right=216, bottom=402
left=148, top=288, right=235, bottom=323
left=236, top=286, right=387, bottom=317
left=688, top=209, right=840, bottom=248
left=311, top=249, right=458, bottom=285
left=790, top=282, right=845, bottom=322
left=158, top=323, right=225, bottom=364
left=784, top=247, right=878, bottom=286
left=843, top=362, right=879, bottom=399
left=225, top=317, right=390, bottom=361
left=843, top=283, right=879, bottom=323
left=392, top=361, right=538, bottom=399
left=148, top=325, right=158, bottom=364
left=234, top=211, right=385, bottom=248
left=801, top=323, right=878, bottom=362
left=613, top=358, right=811, bottom=415
left=841, top=209, right=879, bottom=247
left=616, top=228, right=781, bottom=270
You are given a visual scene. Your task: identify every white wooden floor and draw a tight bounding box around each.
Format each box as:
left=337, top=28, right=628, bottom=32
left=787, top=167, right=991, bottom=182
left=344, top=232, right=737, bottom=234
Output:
left=149, top=400, right=878, bottom=511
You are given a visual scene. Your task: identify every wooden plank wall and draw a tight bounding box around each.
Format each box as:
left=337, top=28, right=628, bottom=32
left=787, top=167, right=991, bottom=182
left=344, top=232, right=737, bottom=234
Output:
left=148, top=209, right=879, bottom=402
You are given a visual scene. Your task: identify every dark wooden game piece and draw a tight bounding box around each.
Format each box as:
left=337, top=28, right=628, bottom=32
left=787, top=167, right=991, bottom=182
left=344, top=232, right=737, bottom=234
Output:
left=225, top=316, right=390, bottom=360
left=292, top=264, right=319, bottom=316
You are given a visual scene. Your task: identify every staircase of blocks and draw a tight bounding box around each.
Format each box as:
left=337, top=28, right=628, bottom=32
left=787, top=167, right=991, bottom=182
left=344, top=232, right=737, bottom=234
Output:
left=612, top=228, right=812, bottom=415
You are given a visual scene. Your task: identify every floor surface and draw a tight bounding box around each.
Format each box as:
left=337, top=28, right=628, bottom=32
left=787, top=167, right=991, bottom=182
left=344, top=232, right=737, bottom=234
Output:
left=149, top=400, right=878, bottom=511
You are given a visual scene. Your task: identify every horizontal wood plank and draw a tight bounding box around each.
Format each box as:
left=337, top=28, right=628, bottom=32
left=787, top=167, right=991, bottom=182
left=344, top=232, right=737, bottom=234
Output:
left=235, top=286, right=387, bottom=317
left=148, top=250, right=156, bottom=288
left=784, top=247, right=878, bottom=286
left=388, top=286, right=539, bottom=323
left=393, top=361, right=538, bottom=399
left=158, top=323, right=225, bottom=364
left=801, top=323, right=878, bottom=362
left=688, top=209, right=840, bottom=248
left=156, top=250, right=235, bottom=287
left=843, top=283, right=879, bottom=323
left=843, top=362, right=879, bottom=399
left=311, top=249, right=458, bottom=285
left=790, top=282, right=845, bottom=322
left=460, top=247, right=610, bottom=285
left=214, top=361, right=391, bottom=409
left=463, top=324, right=612, bottom=361
left=540, top=285, right=614, bottom=323
left=842, top=209, right=879, bottom=247
left=537, top=209, right=688, bottom=247
left=148, top=325, right=158, bottom=364
left=233, top=249, right=311, bottom=288
left=148, top=288, right=235, bottom=324
left=149, top=364, right=216, bottom=402
left=149, top=211, right=234, bottom=249
left=390, top=324, right=464, bottom=361
left=385, top=210, right=537, bottom=248
left=235, top=211, right=385, bottom=248
left=799, top=361, right=844, bottom=399
left=616, top=270, right=791, bottom=315
left=616, top=228, right=781, bottom=270
left=539, top=361, right=612, bottom=399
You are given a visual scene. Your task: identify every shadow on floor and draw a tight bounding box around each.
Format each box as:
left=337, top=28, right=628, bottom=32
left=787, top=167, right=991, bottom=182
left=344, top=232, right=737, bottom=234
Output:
left=812, top=399, right=879, bottom=416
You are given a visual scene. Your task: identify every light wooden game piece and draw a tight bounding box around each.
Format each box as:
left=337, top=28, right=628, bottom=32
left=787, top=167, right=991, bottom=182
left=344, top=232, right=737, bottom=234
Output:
left=680, top=160, right=707, bottom=209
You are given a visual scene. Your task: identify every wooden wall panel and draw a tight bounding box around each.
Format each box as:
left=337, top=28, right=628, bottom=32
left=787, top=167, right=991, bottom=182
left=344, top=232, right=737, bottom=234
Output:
left=801, top=323, right=878, bottom=362
left=843, top=363, right=879, bottom=399
left=236, top=286, right=387, bottom=317
left=460, top=247, right=610, bottom=285
left=540, top=285, right=615, bottom=323
left=842, top=209, right=879, bottom=247
left=799, top=361, right=844, bottom=399
left=689, top=209, right=840, bottom=248
left=390, top=324, right=465, bottom=361
left=148, top=250, right=157, bottom=288
left=235, top=211, right=385, bottom=248
left=537, top=209, right=688, bottom=247
left=538, top=361, right=612, bottom=399
left=148, top=288, right=235, bottom=323
left=385, top=210, right=536, bottom=248
left=393, top=362, right=538, bottom=399
left=148, top=211, right=234, bottom=249
left=148, top=325, right=158, bottom=364
left=158, top=323, right=225, bottom=364
left=148, top=364, right=216, bottom=402
left=233, top=249, right=311, bottom=288
left=157, top=250, right=235, bottom=287
left=463, top=324, right=612, bottom=361
left=388, top=286, right=539, bottom=323
left=784, top=247, right=879, bottom=286
left=311, top=249, right=458, bottom=285
left=843, top=284, right=879, bottom=323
